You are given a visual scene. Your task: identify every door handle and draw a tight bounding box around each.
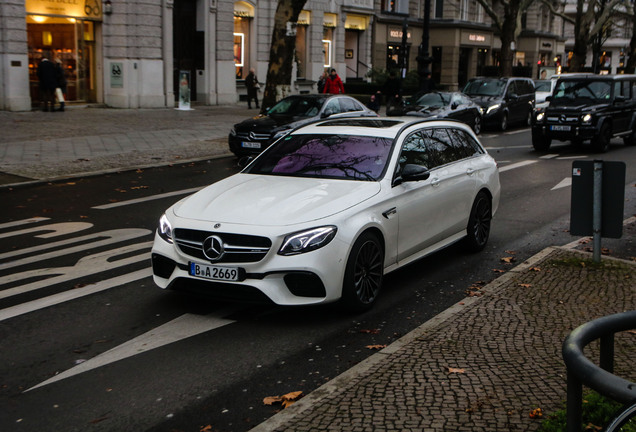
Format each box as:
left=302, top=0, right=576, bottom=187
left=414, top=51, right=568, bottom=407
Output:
left=466, top=168, right=475, bottom=176
left=382, top=207, right=397, bottom=219
left=431, top=178, right=441, bottom=186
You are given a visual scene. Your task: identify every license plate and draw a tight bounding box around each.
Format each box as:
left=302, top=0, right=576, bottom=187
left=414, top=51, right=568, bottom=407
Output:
left=242, top=141, right=261, bottom=149
left=189, top=262, right=239, bottom=281
left=551, top=125, right=571, bottom=131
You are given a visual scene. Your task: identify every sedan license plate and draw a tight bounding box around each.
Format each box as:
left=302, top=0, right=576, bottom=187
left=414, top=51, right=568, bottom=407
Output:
left=189, top=262, right=239, bottom=281
left=241, top=141, right=261, bottom=149
left=551, top=125, right=571, bottom=131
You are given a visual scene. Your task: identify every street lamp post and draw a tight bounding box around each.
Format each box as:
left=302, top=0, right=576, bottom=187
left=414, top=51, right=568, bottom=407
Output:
left=417, top=0, right=432, bottom=90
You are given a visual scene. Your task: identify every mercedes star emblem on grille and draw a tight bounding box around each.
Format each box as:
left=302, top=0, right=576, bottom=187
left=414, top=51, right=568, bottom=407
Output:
left=249, top=132, right=257, bottom=140
left=203, top=235, right=225, bottom=261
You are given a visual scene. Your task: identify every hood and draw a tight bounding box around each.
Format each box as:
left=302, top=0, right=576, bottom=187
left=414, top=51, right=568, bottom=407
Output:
left=467, top=95, right=502, bottom=107
left=174, top=174, right=381, bottom=226
left=546, top=103, right=603, bottom=113
left=234, top=114, right=312, bottom=133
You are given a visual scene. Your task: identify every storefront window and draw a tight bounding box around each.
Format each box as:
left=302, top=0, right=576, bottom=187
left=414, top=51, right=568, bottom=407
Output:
left=234, top=2, right=254, bottom=79
left=27, top=15, right=96, bottom=105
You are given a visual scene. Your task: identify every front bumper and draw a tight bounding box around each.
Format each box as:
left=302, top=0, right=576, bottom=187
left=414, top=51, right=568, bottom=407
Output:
left=532, top=123, right=597, bottom=142
left=151, top=231, right=349, bottom=306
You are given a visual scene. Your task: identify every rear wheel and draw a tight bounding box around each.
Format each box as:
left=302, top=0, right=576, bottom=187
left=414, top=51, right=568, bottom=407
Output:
left=526, top=109, right=533, bottom=126
left=532, top=133, right=552, bottom=152
left=592, top=122, right=611, bottom=153
left=341, top=232, right=384, bottom=312
left=623, top=127, right=636, bottom=146
left=465, top=192, right=492, bottom=252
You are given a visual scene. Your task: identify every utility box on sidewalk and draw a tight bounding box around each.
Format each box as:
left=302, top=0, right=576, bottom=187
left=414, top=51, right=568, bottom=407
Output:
left=570, top=160, right=626, bottom=239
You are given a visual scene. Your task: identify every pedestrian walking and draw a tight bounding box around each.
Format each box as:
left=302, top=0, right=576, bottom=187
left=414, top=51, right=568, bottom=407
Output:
left=245, top=68, right=260, bottom=109
left=382, top=71, right=402, bottom=115
left=420, top=72, right=436, bottom=93
left=317, top=70, right=328, bottom=94
left=322, top=68, right=345, bottom=94
left=54, top=57, right=67, bottom=112
left=37, top=51, right=57, bottom=112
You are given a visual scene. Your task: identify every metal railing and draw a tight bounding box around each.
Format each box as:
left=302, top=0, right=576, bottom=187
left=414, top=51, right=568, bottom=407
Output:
left=562, top=310, right=636, bottom=432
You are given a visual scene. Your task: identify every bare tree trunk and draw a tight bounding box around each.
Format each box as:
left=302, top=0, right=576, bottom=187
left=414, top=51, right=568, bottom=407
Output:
left=570, top=0, right=589, bottom=71
left=627, top=9, right=636, bottom=73
left=260, top=0, right=307, bottom=113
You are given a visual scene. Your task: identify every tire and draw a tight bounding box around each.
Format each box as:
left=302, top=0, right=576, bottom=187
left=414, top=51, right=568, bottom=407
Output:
left=623, top=127, right=636, bottom=146
left=592, top=122, right=611, bottom=153
left=472, top=115, right=482, bottom=135
left=341, top=232, right=384, bottom=312
left=465, top=192, right=492, bottom=252
left=532, top=133, right=551, bottom=152
left=500, top=113, right=508, bottom=131
left=526, top=109, right=533, bottom=127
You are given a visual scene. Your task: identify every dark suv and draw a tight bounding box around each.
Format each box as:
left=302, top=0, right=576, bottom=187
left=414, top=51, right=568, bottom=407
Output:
left=463, top=77, right=535, bottom=130
left=532, top=74, right=636, bottom=152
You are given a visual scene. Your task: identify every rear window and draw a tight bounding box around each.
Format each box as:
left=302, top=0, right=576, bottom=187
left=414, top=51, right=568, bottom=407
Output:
left=244, top=134, right=394, bottom=181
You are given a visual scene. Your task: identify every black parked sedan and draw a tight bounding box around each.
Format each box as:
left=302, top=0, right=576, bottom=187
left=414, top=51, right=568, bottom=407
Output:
left=388, top=91, right=482, bottom=134
left=228, top=94, right=378, bottom=157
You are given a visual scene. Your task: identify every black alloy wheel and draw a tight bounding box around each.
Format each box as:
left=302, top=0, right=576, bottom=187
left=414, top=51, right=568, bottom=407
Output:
left=465, top=192, right=492, bottom=252
left=592, top=122, right=611, bottom=153
left=500, top=113, right=508, bottom=131
left=473, top=115, right=482, bottom=135
left=342, top=232, right=384, bottom=312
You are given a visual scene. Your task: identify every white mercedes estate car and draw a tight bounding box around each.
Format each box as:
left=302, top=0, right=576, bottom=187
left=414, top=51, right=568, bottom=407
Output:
left=151, top=117, right=500, bottom=311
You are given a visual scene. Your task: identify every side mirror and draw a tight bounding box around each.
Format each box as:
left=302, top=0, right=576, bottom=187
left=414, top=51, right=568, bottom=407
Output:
left=615, top=95, right=626, bottom=103
left=507, top=93, right=519, bottom=100
left=451, top=101, right=459, bottom=109
left=321, top=109, right=334, bottom=118
left=238, top=156, right=255, bottom=169
left=545, top=96, right=552, bottom=102
left=402, top=164, right=430, bottom=182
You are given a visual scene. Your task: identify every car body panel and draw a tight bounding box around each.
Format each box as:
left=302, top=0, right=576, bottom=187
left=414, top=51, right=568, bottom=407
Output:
left=154, top=117, right=500, bottom=308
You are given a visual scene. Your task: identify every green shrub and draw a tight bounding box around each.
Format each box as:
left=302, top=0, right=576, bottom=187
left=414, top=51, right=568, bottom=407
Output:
left=538, top=391, right=636, bottom=432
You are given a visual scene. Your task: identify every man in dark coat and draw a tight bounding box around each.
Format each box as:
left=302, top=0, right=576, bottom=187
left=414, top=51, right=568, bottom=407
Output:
left=382, top=71, right=402, bottom=115
left=37, top=52, right=57, bottom=112
left=245, top=68, right=259, bottom=109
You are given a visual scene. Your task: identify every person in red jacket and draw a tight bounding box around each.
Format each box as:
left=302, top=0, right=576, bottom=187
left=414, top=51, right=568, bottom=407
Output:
left=323, top=68, right=345, bottom=94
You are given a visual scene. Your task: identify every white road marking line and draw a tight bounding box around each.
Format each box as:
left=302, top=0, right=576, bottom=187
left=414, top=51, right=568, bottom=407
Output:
left=552, top=178, right=572, bottom=190
left=539, top=154, right=559, bottom=159
left=498, top=160, right=538, bottom=172
left=0, top=268, right=152, bottom=322
left=0, top=222, right=93, bottom=240
left=0, top=217, right=50, bottom=230
left=26, top=309, right=237, bottom=391
left=503, top=129, right=528, bottom=135
left=0, top=228, right=151, bottom=270
left=0, top=242, right=152, bottom=300
left=92, top=186, right=204, bottom=210
left=557, top=155, right=588, bottom=160
left=484, top=145, right=528, bottom=150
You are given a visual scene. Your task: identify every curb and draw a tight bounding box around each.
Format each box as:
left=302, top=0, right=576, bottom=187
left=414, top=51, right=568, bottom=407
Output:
left=247, top=245, right=562, bottom=432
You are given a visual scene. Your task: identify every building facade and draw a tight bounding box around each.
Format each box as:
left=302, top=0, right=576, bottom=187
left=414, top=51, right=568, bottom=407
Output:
left=0, top=0, right=616, bottom=112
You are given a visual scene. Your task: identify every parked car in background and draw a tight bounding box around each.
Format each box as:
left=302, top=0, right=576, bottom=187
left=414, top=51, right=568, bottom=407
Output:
left=228, top=94, right=377, bottom=157
left=463, top=77, right=535, bottom=131
left=153, top=117, right=500, bottom=311
left=532, top=74, right=636, bottom=152
left=388, top=91, right=482, bottom=134
left=534, top=79, right=557, bottom=110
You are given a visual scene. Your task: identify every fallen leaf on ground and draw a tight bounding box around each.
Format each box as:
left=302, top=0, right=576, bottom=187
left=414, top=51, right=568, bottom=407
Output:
left=263, top=391, right=303, bottom=409
left=359, top=329, right=380, bottom=334
left=447, top=367, right=465, bottom=374
left=200, top=425, right=213, bottom=432
left=518, top=283, right=532, bottom=288
left=493, top=269, right=505, bottom=273
left=501, top=257, right=516, bottom=263
left=530, top=267, right=541, bottom=272
left=365, top=344, right=387, bottom=350
left=529, top=407, right=543, bottom=418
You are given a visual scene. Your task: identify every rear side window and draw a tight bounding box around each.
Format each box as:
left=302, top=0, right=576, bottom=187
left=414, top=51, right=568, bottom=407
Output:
left=447, top=128, right=484, bottom=157
left=340, top=98, right=363, bottom=112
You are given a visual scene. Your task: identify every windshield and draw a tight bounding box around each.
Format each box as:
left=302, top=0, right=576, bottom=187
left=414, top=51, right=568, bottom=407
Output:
left=552, top=80, right=611, bottom=105
left=244, top=134, right=394, bottom=181
left=463, top=79, right=506, bottom=97
left=534, top=80, right=552, bottom=92
left=268, top=97, right=325, bottom=117
left=410, top=92, right=448, bottom=108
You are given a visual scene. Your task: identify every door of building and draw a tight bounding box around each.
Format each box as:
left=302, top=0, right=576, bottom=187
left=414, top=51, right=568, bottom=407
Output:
left=173, top=0, right=200, bottom=102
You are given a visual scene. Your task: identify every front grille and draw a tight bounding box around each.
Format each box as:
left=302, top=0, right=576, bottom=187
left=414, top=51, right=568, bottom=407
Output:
left=546, top=115, right=579, bottom=124
left=173, top=229, right=272, bottom=263
left=235, top=131, right=271, bottom=141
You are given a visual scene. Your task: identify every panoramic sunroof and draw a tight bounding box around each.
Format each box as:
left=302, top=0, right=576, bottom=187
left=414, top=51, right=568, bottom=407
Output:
left=317, top=119, right=402, bottom=128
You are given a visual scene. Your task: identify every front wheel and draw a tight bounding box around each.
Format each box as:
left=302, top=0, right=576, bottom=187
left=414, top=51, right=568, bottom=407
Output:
left=500, top=113, right=508, bottom=131
left=465, top=192, right=492, bottom=252
left=592, top=122, right=611, bottom=153
left=623, top=127, right=636, bottom=146
left=532, top=134, right=552, bottom=152
left=472, top=115, right=482, bottom=135
left=341, top=232, right=384, bottom=312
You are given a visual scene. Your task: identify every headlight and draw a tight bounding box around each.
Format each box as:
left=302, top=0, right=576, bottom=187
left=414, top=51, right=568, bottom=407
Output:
left=536, top=112, right=545, bottom=122
left=581, top=113, right=592, bottom=125
left=272, top=128, right=292, bottom=140
left=278, top=226, right=337, bottom=256
left=158, top=214, right=173, bottom=243
left=486, top=104, right=501, bottom=115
